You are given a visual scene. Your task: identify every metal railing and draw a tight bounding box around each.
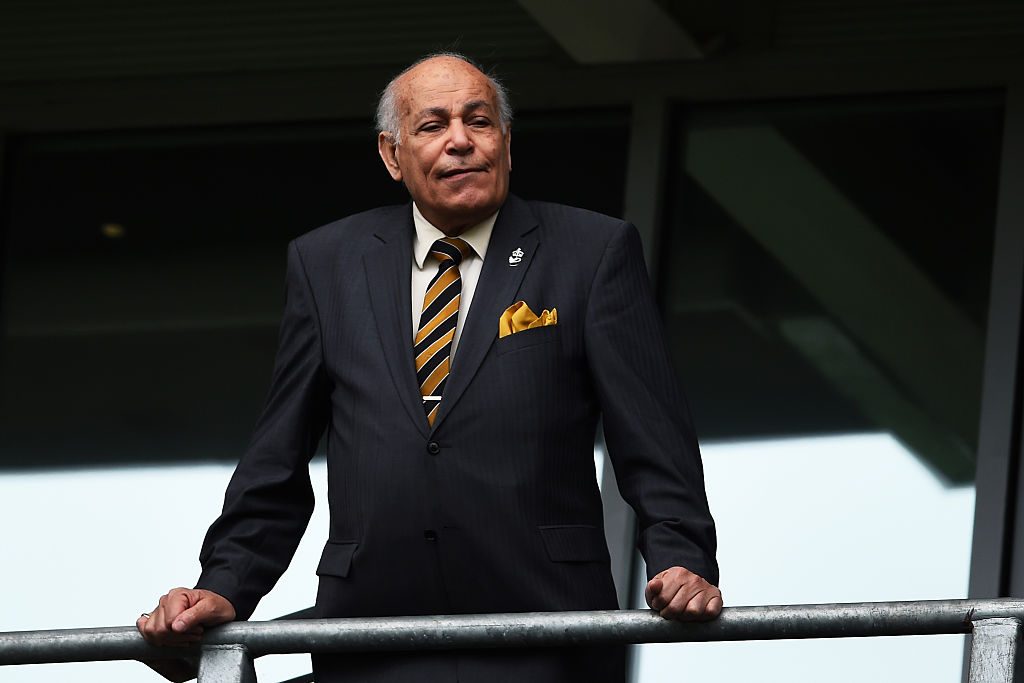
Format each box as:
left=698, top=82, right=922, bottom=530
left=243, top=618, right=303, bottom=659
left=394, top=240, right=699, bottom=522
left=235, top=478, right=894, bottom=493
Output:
left=2, top=599, right=1022, bottom=682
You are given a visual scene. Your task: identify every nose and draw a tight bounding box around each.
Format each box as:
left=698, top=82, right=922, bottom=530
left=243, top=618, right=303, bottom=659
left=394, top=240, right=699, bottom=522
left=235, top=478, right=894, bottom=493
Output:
left=445, top=119, right=473, bottom=155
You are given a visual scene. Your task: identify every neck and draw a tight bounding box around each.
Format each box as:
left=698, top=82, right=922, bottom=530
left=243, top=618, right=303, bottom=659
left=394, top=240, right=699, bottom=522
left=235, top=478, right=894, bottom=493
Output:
left=416, top=203, right=501, bottom=237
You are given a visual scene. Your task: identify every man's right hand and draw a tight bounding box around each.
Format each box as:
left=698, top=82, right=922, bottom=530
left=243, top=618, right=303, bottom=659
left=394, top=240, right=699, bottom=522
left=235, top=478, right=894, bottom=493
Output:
left=136, top=588, right=236, bottom=646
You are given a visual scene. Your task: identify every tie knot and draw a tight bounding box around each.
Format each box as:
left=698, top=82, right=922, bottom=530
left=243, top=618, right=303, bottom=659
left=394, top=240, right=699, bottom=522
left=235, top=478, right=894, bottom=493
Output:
left=429, top=237, right=471, bottom=267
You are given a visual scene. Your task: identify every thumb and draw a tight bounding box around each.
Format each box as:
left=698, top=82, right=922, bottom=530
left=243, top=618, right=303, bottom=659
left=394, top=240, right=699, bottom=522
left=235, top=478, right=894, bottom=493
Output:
left=171, top=594, right=222, bottom=633
left=645, top=577, right=663, bottom=605
left=160, top=589, right=194, bottom=626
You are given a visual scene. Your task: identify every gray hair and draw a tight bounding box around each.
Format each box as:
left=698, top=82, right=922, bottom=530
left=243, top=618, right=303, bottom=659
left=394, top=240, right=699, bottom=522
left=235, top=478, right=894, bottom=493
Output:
left=375, top=51, right=513, bottom=145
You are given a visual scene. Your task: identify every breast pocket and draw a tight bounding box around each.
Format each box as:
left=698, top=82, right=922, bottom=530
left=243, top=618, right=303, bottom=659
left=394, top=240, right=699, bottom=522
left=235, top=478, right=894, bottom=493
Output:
left=495, top=325, right=559, bottom=356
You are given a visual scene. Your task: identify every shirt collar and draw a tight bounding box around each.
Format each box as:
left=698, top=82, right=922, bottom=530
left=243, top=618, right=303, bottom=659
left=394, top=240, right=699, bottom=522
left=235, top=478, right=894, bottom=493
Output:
left=412, top=202, right=497, bottom=268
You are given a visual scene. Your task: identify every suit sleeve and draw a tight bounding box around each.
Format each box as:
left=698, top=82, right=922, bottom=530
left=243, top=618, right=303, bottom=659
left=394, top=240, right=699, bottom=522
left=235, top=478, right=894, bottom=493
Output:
left=195, top=240, right=331, bottom=619
left=584, top=222, right=719, bottom=585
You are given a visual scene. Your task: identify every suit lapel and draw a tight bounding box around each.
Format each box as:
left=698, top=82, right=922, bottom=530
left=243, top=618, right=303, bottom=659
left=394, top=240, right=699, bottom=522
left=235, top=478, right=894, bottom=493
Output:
left=431, top=196, right=540, bottom=433
left=364, top=206, right=430, bottom=437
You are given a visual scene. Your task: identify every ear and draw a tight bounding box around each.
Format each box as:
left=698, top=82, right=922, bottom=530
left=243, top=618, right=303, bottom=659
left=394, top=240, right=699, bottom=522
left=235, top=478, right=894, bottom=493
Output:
left=378, top=132, right=403, bottom=181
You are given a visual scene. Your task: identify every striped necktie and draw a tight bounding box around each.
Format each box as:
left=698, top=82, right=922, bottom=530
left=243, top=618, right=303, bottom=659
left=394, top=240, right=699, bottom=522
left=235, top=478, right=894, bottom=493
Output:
left=415, top=237, right=471, bottom=426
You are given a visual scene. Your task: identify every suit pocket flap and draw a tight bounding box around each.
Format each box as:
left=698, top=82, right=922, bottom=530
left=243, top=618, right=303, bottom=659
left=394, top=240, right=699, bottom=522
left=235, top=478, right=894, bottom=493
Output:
left=495, top=324, right=558, bottom=355
left=316, top=541, right=358, bottom=578
left=538, top=525, right=607, bottom=562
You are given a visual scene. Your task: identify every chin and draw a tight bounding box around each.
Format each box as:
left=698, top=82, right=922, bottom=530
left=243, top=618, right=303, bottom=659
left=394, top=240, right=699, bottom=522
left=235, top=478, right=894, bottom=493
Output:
left=442, top=192, right=500, bottom=216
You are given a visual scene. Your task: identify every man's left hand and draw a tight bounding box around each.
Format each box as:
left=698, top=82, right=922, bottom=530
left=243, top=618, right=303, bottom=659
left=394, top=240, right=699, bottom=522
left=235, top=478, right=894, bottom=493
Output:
left=645, top=566, right=722, bottom=620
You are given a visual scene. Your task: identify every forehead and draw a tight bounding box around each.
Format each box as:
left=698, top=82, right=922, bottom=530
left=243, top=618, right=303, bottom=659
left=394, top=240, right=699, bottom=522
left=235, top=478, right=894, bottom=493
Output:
left=396, top=58, right=498, bottom=117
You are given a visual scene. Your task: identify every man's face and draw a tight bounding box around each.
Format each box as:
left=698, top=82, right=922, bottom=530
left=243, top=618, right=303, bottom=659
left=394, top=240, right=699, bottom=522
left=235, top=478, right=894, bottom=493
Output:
left=378, top=57, right=511, bottom=236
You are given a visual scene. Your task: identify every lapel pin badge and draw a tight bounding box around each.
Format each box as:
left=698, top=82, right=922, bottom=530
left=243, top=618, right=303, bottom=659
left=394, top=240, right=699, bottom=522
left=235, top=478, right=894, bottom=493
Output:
left=508, top=247, right=524, bottom=267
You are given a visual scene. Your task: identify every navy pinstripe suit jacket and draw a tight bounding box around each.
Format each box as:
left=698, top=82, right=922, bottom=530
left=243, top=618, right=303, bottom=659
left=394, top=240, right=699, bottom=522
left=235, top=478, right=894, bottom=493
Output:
left=195, top=195, right=718, bottom=683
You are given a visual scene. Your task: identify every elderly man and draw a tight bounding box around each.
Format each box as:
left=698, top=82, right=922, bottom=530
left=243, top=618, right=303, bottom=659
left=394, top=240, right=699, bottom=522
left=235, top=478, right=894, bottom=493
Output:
left=138, top=52, right=721, bottom=683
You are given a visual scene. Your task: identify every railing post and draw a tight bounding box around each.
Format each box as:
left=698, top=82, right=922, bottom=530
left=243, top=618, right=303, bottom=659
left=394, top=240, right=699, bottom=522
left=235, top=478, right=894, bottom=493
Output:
left=969, top=617, right=1022, bottom=683
left=197, top=644, right=256, bottom=683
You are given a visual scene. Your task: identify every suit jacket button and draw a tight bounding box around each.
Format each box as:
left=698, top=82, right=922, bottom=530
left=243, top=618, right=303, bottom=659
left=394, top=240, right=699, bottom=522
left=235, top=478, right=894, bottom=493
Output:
left=427, top=441, right=441, bottom=455
left=424, top=530, right=437, bottom=541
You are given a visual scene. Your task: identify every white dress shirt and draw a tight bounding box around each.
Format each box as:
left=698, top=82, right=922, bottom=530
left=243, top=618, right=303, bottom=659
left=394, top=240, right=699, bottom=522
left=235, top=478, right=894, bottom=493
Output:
left=411, top=202, right=497, bottom=360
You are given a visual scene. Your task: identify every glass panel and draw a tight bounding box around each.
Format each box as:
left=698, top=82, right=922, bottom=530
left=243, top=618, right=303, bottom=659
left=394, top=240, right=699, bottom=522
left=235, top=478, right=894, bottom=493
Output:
left=0, top=459, right=330, bottom=682
left=635, top=92, right=1003, bottom=681
left=0, top=113, right=630, bottom=681
left=0, top=122, right=405, bottom=469
left=633, top=434, right=975, bottom=682
left=0, top=111, right=629, bottom=470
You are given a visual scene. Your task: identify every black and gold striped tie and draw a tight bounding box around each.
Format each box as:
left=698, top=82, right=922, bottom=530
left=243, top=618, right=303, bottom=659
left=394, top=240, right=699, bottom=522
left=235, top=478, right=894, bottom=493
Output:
left=415, top=237, right=471, bottom=426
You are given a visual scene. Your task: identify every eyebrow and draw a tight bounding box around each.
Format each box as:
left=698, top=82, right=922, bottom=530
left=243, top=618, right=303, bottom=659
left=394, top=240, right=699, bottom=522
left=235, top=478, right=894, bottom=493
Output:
left=460, top=100, right=492, bottom=114
left=415, top=100, right=495, bottom=121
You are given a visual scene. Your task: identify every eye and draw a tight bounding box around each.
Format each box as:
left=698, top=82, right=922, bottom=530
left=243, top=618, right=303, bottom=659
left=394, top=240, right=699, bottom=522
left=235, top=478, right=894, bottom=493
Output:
left=468, top=117, right=493, bottom=128
left=419, top=121, right=445, bottom=133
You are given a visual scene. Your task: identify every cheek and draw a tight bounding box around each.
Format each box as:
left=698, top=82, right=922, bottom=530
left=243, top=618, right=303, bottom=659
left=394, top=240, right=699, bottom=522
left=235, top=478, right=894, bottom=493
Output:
left=400, top=145, right=439, bottom=177
left=402, top=164, right=432, bottom=191
left=495, top=145, right=511, bottom=175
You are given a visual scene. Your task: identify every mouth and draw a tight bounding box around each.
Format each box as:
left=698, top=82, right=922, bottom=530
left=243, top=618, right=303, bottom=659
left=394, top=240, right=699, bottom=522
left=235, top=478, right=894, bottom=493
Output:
left=438, top=167, right=485, bottom=179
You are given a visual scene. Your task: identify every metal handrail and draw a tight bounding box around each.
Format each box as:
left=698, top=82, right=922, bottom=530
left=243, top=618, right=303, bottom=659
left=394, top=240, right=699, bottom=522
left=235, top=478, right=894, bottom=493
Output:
left=2, top=599, right=1022, bottom=682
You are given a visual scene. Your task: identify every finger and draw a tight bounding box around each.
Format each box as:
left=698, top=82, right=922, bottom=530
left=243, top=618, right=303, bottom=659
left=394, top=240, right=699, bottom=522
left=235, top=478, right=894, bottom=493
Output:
left=151, top=595, right=170, bottom=633
left=664, top=586, right=721, bottom=621
left=139, top=606, right=167, bottom=643
left=660, top=584, right=701, bottom=619
left=173, top=595, right=228, bottom=633
left=659, top=569, right=690, bottom=595
left=162, top=589, right=193, bottom=627
left=151, top=601, right=189, bottom=640
left=648, top=571, right=688, bottom=610
left=644, top=577, right=663, bottom=607
left=146, top=605, right=165, bottom=635
left=705, top=593, right=724, bottom=618
left=681, top=589, right=715, bottom=619
left=142, top=611, right=201, bottom=646
left=172, top=606, right=203, bottom=634
left=648, top=584, right=679, bottom=611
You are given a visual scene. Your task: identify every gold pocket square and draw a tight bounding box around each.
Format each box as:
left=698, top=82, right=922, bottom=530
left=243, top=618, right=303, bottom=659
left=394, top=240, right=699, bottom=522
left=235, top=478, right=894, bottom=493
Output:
left=499, top=300, right=558, bottom=339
